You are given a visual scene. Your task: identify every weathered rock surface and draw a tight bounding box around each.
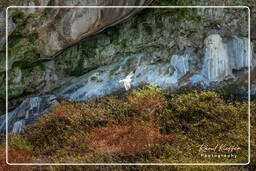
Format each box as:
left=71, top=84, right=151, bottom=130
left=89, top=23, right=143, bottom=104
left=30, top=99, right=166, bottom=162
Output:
left=58, top=34, right=253, bottom=101
left=191, top=34, right=253, bottom=84
left=0, top=0, right=153, bottom=70
left=1, top=32, right=253, bottom=134
left=202, top=34, right=232, bottom=82
left=0, top=0, right=153, bottom=109
left=0, top=95, right=58, bottom=134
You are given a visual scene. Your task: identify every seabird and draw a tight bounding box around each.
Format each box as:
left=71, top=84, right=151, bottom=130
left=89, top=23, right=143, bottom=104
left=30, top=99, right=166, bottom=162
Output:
left=119, top=71, right=135, bottom=91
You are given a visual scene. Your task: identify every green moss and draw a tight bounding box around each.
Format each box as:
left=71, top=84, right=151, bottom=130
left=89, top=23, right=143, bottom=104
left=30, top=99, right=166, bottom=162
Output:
left=217, top=81, right=246, bottom=101
left=70, top=57, right=85, bottom=77
left=11, top=10, right=27, bottom=36
left=8, top=86, right=25, bottom=98
left=8, top=36, right=22, bottom=48
left=12, top=51, right=40, bottom=69
left=9, top=135, right=34, bottom=151
left=70, top=38, right=101, bottom=77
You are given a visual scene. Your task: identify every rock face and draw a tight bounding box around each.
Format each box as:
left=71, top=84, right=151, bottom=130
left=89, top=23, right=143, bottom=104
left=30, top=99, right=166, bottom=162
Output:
left=58, top=34, right=253, bottom=101
left=227, top=36, right=252, bottom=70
left=202, top=34, right=232, bottom=82
left=0, top=0, right=153, bottom=70
left=0, top=95, right=58, bottom=134
left=2, top=33, right=253, bottom=133
left=0, top=0, right=153, bottom=109
left=191, top=34, right=253, bottom=84
left=0, top=0, right=255, bottom=133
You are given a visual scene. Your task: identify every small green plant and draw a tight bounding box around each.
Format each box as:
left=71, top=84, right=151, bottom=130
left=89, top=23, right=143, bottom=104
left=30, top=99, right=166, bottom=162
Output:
left=9, top=135, right=34, bottom=151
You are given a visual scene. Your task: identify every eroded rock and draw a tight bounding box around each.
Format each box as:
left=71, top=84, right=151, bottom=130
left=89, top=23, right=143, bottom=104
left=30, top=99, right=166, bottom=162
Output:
left=0, top=95, right=58, bottom=134
left=202, top=34, right=232, bottom=81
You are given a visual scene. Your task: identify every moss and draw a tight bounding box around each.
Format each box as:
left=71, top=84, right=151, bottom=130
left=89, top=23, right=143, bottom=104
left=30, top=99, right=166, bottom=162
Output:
left=70, top=38, right=101, bottom=77
left=0, top=0, right=19, bottom=10
left=9, top=135, right=34, bottom=151
left=217, top=81, right=246, bottom=101
left=12, top=51, right=40, bottom=69
left=0, top=87, right=5, bottom=97
left=70, top=57, right=85, bottom=77
left=8, top=86, right=25, bottom=98
left=11, top=10, right=27, bottom=36
left=8, top=36, right=22, bottom=48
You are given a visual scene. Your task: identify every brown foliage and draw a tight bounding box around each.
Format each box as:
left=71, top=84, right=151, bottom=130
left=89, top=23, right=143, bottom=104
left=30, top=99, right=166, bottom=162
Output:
left=0, top=147, right=34, bottom=171
left=86, top=121, right=172, bottom=156
left=51, top=102, right=78, bottom=118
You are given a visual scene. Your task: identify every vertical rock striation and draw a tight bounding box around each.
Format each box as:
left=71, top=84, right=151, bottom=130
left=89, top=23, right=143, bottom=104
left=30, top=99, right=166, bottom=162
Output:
left=202, top=34, right=232, bottom=82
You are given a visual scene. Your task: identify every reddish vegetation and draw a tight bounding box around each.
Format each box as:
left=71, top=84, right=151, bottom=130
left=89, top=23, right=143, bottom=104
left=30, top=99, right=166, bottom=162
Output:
left=87, top=122, right=172, bottom=156
left=0, top=148, right=34, bottom=171
left=52, top=102, right=78, bottom=117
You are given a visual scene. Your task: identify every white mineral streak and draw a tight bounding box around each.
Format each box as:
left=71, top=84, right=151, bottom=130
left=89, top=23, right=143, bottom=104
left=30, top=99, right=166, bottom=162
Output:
left=226, top=36, right=252, bottom=69
left=201, top=34, right=232, bottom=82
left=170, top=54, right=189, bottom=80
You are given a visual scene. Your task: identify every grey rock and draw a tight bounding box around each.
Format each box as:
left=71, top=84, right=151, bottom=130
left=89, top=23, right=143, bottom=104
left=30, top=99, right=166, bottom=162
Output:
left=1, top=3, right=255, bottom=107
left=57, top=51, right=195, bottom=100
left=12, top=120, right=25, bottom=134
left=226, top=36, right=253, bottom=70
left=0, top=11, right=16, bottom=49
left=0, top=33, right=254, bottom=134
left=58, top=34, right=253, bottom=101
left=0, top=95, right=58, bottom=134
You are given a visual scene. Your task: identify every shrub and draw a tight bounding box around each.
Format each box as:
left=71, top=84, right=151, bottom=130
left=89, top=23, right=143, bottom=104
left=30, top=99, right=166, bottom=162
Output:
left=159, top=91, right=244, bottom=138
left=86, top=121, right=172, bottom=156
left=25, top=96, right=129, bottom=156
left=17, top=86, right=250, bottom=165
left=25, top=108, right=82, bottom=155
left=128, top=85, right=167, bottom=120
left=217, top=81, right=247, bottom=102
left=79, top=95, right=130, bottom=126
left=7, top=149, right=33, bottom=163
left=169, top=91, right=224, bottom=121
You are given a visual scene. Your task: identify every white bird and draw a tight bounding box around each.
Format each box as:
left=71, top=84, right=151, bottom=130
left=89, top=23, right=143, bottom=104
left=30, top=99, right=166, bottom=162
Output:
left=119, top=71, right=135, bottom=91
